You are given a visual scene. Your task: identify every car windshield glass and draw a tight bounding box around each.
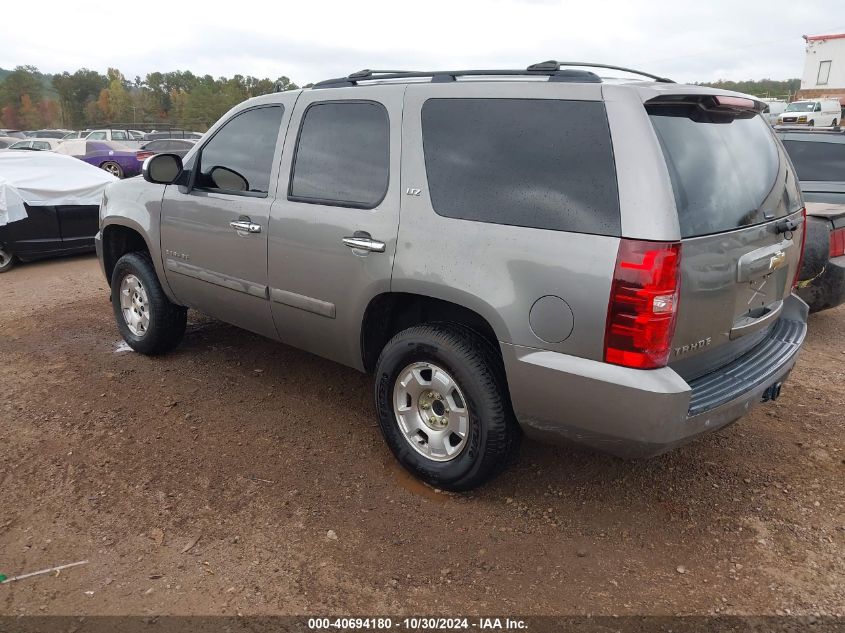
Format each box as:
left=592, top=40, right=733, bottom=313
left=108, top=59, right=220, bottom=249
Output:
left=784, top=102, right=815, bottom=112
left=649, top=106, right=800, bottom=237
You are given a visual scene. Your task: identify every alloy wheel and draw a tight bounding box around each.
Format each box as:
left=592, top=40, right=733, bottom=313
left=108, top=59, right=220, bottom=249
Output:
left=393, top=361, right=470, bottom=462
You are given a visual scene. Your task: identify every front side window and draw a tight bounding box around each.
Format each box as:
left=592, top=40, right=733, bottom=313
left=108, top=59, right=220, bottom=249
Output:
left=112, top=130, right=127, bottom=141
left=289, top=101, right=390, bottom=209
left=817, top=60, right=832, bottom=85
left=783, top=140, right=845, bottom=182
left=421, top=98, right=621, bottom=235
left=87, top=131, right=106, bottom=140
left=195, top=106, right=284, bottom=195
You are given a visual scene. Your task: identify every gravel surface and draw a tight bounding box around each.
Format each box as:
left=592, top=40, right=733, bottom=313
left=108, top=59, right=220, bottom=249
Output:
left=0, top=254, right=842, bottom=616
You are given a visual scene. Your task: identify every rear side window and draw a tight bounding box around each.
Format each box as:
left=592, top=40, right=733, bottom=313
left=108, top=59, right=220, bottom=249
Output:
left=649, top=107, right=800, bottom=238
left=782, top=139, right=845, bottom=182
left=196, top=105, right=284, bottom=195
left=289, top=101, right=390, bottom=209
left=420, top=98, right=620, bottom=235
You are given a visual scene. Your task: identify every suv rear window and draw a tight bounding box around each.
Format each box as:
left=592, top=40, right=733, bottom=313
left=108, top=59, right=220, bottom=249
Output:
left=649, top=106, right=800, bottom=238
left=782, top=139, right=845, bottom=182
left=421, top=98, right=620, bottom=235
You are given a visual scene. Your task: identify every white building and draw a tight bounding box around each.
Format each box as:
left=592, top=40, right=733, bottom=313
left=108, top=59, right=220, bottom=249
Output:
left=798, top=32, right=845, bottom=106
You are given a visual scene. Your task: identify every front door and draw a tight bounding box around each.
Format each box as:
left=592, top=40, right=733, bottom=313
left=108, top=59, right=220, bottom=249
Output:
left=160, top=103, right=291, bottom=339
left=268, top=86, right=403, bottom=368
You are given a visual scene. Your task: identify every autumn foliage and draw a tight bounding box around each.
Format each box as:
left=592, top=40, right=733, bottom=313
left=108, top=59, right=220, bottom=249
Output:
left=0, top=65, right=300, bottom=131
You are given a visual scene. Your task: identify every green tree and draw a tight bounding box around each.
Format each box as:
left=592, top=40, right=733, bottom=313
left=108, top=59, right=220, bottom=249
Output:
left=106, top=68, right=131, bottom=123
left=52, top=69, right=108, bottom=128
left=0, top=66, right=43, bottom=111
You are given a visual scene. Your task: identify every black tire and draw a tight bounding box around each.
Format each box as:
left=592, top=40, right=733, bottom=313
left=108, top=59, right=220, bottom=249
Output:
left=374, top=323, right=520, bottom=491
left=808, top=120, right=815, bottom=127
left=0, top=247, right=16, bottom=273
left=833, top=119, right=838, bottom=128
left=100, top=161, right=124, bottom=178
left=111, top=252, right=186, bottom=355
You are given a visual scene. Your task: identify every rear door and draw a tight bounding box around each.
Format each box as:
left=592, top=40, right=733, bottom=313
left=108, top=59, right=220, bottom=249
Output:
left=646, top=99, right=805, bottom=380
left=57, top=205, right=98, bottom=248
left=267, top=86, right=402, bottom=369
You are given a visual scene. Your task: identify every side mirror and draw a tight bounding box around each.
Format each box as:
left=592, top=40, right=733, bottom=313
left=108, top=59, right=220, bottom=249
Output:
left=143, top=153, right=183, bottom=185
left=208, top=165, right=248, bottom=192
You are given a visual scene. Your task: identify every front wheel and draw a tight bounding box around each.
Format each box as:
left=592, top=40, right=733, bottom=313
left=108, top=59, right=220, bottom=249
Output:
left=111, top=252, right=186, bottom=354
left=374, top=323, right=520, bottom=491
left=833, top=119, right=838, bottom=127
left=0, top=246, right=16, bottom=273
left=808, top=120, right=815, bottom=127
left=101, top=161, right=124, bottom=178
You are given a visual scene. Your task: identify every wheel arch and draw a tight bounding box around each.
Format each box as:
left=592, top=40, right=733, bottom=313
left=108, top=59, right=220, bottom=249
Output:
left=360, top=291, right=504, bottom=373
left=101, top=217, right=178, bottom=306
left=101, top=221, right=153, bottom=286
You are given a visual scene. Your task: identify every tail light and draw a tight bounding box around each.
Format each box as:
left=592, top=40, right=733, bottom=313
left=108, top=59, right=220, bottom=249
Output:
left=792, top=207, right=807, bottom=289
left=830, top=226, right=845, bottom=259
left=604, top=240, right=682, bottom=369
left=136, top=151, right=154, bottom=162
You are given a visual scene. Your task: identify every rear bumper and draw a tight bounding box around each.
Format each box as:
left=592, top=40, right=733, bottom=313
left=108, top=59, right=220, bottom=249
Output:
left=502, top=294, right=808, bottom=458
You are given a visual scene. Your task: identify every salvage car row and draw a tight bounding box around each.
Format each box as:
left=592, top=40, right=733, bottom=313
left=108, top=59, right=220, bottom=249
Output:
left=0, top=134, right=197, bottom=178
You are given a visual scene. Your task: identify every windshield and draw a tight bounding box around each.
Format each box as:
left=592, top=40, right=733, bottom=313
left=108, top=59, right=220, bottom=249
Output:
left=649, top=106, right=801, bottom=238
left=784, top=102, right=815, bottom=112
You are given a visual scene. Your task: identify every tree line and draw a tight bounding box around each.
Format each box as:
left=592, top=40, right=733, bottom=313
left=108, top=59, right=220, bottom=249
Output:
left=0, top=65, right=303, bottom=131
left=0, top=65, right=803, bottom=132
left=697, top=78, right=801, bottom=100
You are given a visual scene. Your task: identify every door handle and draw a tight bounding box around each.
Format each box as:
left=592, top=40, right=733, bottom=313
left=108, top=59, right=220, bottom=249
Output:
left=342, top=236, right=386, bottom=253
left=230, top=220, right=261, bottom=234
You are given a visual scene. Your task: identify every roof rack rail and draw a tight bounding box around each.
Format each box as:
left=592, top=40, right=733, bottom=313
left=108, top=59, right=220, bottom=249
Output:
left=313, top=67, right=602, bottom=89
left=527, top=61, right=674, bottom=83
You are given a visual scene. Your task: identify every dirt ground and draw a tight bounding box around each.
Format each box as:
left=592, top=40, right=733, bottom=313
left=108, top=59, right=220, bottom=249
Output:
left=0, top=253, right=842, bottom=617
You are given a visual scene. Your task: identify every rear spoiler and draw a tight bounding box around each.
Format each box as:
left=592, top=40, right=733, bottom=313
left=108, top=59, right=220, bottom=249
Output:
left=645, top=94, right=765, bottom=115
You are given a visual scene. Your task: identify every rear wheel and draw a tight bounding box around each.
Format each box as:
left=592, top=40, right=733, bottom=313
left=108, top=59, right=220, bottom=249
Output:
left=111, top=252, right=186, bottom=354
left=0, top=246, right=16, bottom=273
left=374, top=323, right=520, bottom=491
left=101, top=161, right=124, bottom=178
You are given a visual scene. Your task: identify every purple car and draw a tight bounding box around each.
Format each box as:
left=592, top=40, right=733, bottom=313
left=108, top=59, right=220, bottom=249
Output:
left=55, top=140, right=141, bottom=179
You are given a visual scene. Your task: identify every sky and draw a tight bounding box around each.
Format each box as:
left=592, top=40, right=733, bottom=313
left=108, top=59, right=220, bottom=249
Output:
left=1, top=0, right=844, bottom=85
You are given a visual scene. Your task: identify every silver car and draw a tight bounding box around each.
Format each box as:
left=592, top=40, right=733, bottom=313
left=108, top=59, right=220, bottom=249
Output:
left=96, top=62, right=809, bottom=490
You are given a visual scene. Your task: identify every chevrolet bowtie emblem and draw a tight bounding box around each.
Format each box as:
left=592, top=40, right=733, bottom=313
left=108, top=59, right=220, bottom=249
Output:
left=769, top=251, right=786, bottom=271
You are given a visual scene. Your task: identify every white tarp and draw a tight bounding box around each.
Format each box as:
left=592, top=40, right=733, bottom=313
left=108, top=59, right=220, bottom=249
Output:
left=0, top=150, right=117, bottom=226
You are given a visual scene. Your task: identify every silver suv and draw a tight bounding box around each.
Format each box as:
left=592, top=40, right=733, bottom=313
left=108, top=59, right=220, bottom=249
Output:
left=97, top=62, right=809, bottom=490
